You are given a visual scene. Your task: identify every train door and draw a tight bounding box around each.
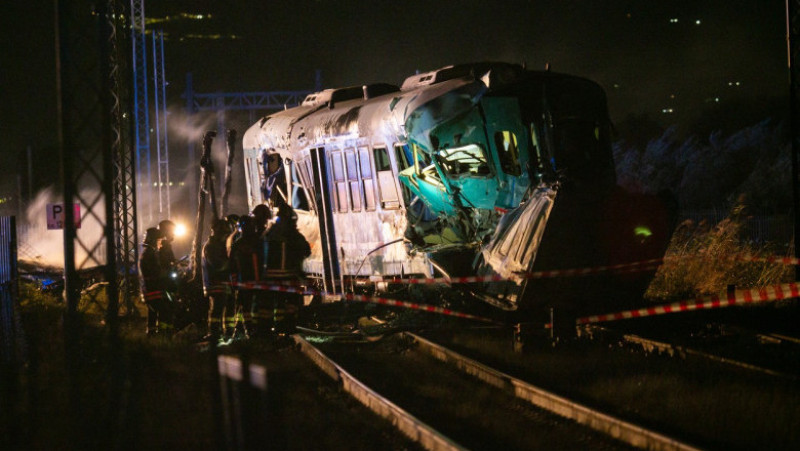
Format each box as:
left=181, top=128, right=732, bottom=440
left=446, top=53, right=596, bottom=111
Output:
left=309, top=147, right=341, bottom=295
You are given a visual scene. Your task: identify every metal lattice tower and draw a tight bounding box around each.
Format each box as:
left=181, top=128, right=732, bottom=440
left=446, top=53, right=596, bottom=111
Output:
left=56, top=0, right=130, bottom=445
left=130, top=0, right=152, bottom=226
left=152, top=30, right=170, bottom=217
left=113, top=5, right=139, bottom=317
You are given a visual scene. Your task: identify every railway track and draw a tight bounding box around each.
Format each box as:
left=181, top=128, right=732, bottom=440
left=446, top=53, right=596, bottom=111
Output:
left=581, top=323, right=800, bottom=381
left=411, top=323, right=800, bottom=450
left=583, top=304, right=800, bottom=379
left=294, top=330, right=700, bottom=450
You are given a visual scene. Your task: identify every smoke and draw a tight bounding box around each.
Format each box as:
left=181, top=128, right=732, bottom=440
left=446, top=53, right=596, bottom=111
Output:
left=18, top=186, right=108, bottom=269
left=167, top=107, right=253, bottom=218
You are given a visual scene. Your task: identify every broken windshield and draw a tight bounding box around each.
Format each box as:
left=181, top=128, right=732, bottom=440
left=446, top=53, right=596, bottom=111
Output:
left=436, top=144, right=490, bottom=177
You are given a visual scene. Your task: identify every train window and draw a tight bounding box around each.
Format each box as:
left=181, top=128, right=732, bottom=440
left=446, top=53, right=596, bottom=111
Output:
left=494, top=131, right=521, bottom=176
left=436, top=143, right=490, bottom=177
left=345, top=149, right=362, bottom=212
left=373, top=146, right=391, bottom=171
left=288, top=159, right=310, bottom=211
left=330, top=152, right=349, bottom=213
left=296, top=158, right=316, bottom=213
left=373, top=147, right=400, bottom=209
left=358, top=146, right=376, bottom=211
left=529, top=123, right=548, bottom=178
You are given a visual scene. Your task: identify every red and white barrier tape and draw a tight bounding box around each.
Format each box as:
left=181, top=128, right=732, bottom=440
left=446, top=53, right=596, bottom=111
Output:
left=230, top=281, right=499, bottom=324
left=576, top=282, right=800, bottom=325
left=226, top=254, right=796, bottom=289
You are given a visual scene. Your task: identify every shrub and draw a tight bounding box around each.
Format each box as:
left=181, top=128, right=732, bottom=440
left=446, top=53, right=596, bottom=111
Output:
left=645, top=201, right=793, bottom=302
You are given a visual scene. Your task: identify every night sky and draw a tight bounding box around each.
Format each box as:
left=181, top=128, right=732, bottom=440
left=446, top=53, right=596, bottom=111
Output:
left=0, top=0, right=790, bottom=200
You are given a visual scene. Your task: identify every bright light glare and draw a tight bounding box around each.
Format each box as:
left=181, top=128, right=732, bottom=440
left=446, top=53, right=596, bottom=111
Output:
left=174, top=222, right=187, bottom=238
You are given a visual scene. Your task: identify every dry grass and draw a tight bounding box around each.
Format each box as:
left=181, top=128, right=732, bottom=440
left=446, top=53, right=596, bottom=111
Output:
left=645, top=202, right=794, bottom=302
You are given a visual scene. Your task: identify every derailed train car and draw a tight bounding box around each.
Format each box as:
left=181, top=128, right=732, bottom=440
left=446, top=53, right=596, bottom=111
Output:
left=241, top=62, right=676, bottom=322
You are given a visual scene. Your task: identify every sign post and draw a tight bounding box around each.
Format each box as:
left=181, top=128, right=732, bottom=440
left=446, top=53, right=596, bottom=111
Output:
left=47, top=204, right=81, bottom=230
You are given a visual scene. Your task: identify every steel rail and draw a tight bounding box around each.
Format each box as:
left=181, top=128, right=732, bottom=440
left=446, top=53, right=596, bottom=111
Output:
left=292, top=334, right=466, bottom=451
left=581, top=325, right=800, bottom=381
left=405, top=332, right=702, bottom=451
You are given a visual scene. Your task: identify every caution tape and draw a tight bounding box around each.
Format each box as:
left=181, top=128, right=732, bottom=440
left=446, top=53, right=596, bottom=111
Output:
left=576, top=282, right=800, bottom=325
left=229, top=281, right=499, bottom=324
left=226, top=253, right=796, bottom=289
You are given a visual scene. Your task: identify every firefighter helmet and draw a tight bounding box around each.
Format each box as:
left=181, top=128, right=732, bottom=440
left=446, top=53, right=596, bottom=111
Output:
left=143, top=227, right=163, bottom=245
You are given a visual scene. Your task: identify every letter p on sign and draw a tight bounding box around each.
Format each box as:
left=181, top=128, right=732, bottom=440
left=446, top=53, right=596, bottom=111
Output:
left=47, top=203, right=81, bottom=230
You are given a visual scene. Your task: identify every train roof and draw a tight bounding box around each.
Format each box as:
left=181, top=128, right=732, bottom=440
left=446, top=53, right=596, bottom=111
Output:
left=241, top=62, right=603, bottom=154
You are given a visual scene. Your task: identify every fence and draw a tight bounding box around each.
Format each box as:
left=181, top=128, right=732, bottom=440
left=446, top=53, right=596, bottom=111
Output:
left=1, top=215, right=27, bottom=450
left=1, top=216, right=25, bottom=365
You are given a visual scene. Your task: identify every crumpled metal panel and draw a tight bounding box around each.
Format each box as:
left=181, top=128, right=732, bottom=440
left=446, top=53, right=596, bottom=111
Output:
left=480, top=185, right=557, bottom=279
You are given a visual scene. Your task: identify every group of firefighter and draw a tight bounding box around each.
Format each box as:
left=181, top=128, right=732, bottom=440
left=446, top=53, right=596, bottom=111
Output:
left=138, top=200, right=311, bottom=343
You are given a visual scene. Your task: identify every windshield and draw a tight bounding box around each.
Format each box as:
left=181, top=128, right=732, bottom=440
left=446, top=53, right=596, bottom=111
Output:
left=436, top=144, right=490, bottom=177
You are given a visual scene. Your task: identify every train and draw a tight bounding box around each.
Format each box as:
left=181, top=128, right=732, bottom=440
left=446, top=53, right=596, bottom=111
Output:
left=240, top=62, right=676, bottom=324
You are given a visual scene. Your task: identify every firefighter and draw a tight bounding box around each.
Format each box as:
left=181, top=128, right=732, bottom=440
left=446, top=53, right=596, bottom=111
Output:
left=139, top=227, right=172, bottom=335
left=225, top=214, right=241, bottom=255
left=228, top=215, right=262, bottom=339
left=157, top=219, right=178, bottom=292
left=202, top=218, right=232, bottom=342
left=251, top=204, right=272, bottom=237
left=262, top=201, right=311, bottom=334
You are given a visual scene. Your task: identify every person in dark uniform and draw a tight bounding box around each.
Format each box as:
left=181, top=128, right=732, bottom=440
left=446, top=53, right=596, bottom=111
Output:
left=262, top=201, right=311, bottom=334
left=157, top=219, right=178, bottom=293
left=260, top=150, right=286, bottom=206
left=251, top=204, right=272, bottom=237
left=225, top=214, right=241, bottom=256
left=139, top=227, right=172, bottom=335
left=202, top=219, right=232, bottom=342
left=228, top=215, right=262, bottom=339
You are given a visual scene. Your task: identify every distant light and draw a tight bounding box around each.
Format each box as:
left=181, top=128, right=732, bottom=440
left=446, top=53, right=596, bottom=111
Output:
left=661, top=108, right=674, bottom=114
left=695, top=19, right=701, bottom=25
left=174, top=222, right=187, bottom=238
left=670, top=94, right=675, bottom=99
left=670, top=18, right=679, bottom=23
left=715, top=97, right=720, bottom=102
left=634, top=226, right=653, bottom=242
left=613, top=83, right=620, bottom=89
